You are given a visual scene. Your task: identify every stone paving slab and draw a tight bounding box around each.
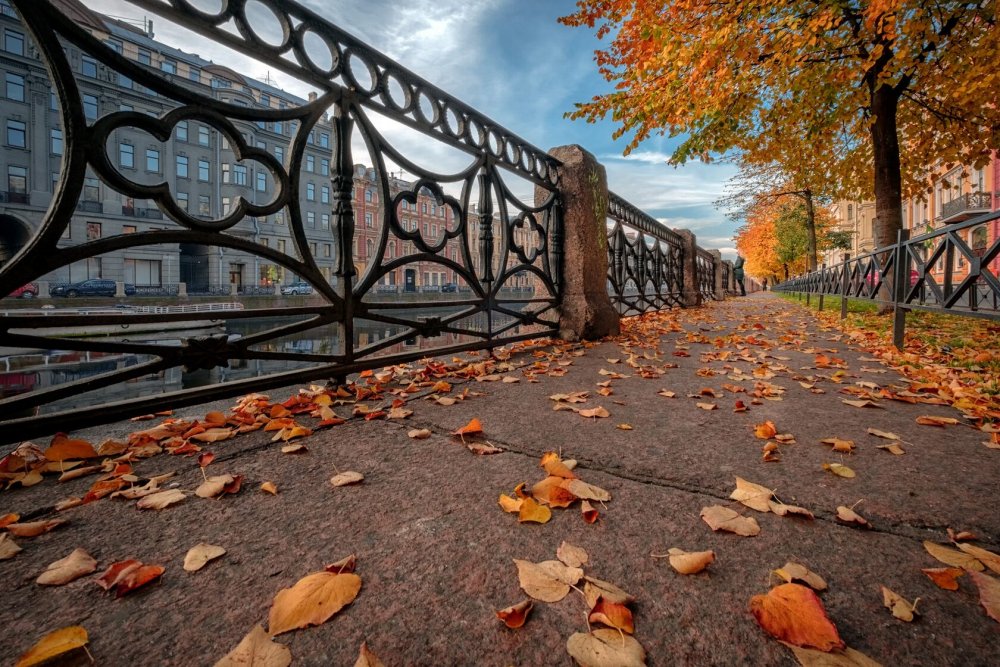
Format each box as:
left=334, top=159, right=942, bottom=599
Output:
left=2, top=293, right=1000, bottom=666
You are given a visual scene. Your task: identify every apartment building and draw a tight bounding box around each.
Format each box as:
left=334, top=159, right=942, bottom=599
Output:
left=824, top=199, right=876, bottom=265
left=0, top=0, right=522, bottom=294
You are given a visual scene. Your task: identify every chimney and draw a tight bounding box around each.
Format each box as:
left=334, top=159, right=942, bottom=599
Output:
left=308, top=91, right=317, bottom=102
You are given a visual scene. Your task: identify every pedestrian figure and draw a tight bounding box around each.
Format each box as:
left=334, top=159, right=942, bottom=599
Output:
left=762, top=277, right=768, bottom=291
left=734, top=255, right=746, bottom=296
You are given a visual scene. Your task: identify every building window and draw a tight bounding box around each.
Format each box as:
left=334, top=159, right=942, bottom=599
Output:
left=260, top=92, right=270, bottom=106
left=125, top=258, right=162, bottom=285
left=198, top=194, right=210, bottom=216
left=364, top=190, right=373, bottom=203
left=365, top=212, right=373, bottom=228
left=146, top=148, right=160, bottom=173
left=321, top=186, right=329, bottom=204
left=222, top=196, right=232, bottom=215
left=189, top=66, right=200, bottom=82
left=321, top=214, right=329, bottom=229
left=7, top=165, right=26, bottom=192
left=233, top=164, right=247, bottom=186
left=4, top=29, right=24, bottom=56
left=81, top=55, right=98, bottom=78
left=176, top=120, right=188, bottom=142
left=119, top=143, right=134, bottom=168
left=221, top=163, right=230, bottom=183
left=177, top=192, right=188, bottom=211
left=275, top=146, right=284, bottom=162
left=324, top=243, right=331, bottom=257
left=5, top=73, right=24, bottom=102
left=277, top=239, right=286, bottom=253
left=306, top=183, right=315, bottom=201
left=198, top=126, right=210, bottom=146
left=176, top=155, right=188, bottom=178
left=8, top=119, right=28, bottom=147
left=86, top=222, right=102, bottom=240
left=198, top=159, right=209, bottom=181
left=138, top=49, right=151, bottom=65
left=319, top=132, right=329, bottom=148
left=50, top=128, right=63, bottom=155
left=307, top=211, right=315, bottom=227
left=306, top=155, right=315, bottom=172
left=123, top=225, right=137, bottom=234
left=320, top=158, right=329, bottom=176
left=83, top=177, right=99, bottom=201
left=256, top=172, right=267, bottom=192
left=273, top=121, right=282, bottom=134
left=161, top=59, right=176, bottom=74
left=83, top=94, right=98, bottom=120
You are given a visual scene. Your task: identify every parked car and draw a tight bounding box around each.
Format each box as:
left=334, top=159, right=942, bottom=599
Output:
left=281, top=282, right=314, bottom=295
left=440, top=282, right=458, bottom=293
left=50, top=279, right=135, bottom=297
left=6, top=283, right=38, bottom=298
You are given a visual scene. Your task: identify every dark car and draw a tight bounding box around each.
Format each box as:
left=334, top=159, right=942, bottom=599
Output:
left=440, top=282, right=458, bottom=293
left=281, top=282, right=314, bottom=296
left=6, top=283, right=38, bottom=298
left=50, top=279, right=135, bottom=297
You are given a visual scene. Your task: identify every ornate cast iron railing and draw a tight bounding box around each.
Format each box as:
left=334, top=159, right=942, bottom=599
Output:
left=696, top=248, right=716, bottom=300
left=0, top=0, right=564, bottom=441
left=940, top=192, right=992, bottom=222
left=775, top=210, right=1000, bottom=347
left=605, top=192, right=684, bottom=315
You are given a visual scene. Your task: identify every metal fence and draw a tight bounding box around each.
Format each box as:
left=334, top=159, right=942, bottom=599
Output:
left=0, top=0, right=723, bottom=441
left=774, top=210, right=1000, bottom=347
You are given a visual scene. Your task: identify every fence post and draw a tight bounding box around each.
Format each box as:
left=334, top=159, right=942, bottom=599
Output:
left=892, top=229, right=911, bottom=349
left=817, top=264, right=825, bottom=311
left=710, top=250, right=725, bottom=300
left=178, top=282, right=188, bottom=298
left=675, top=230, right=702, bottom=307
left=544, top=145, right=620, bottom=340
left=840, top=253, right=850, bottom=319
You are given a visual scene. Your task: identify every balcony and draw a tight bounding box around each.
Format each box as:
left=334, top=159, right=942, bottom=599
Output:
left=939, top=192, right=992, bottom=224
left=0, top=191, right=29, bottom=205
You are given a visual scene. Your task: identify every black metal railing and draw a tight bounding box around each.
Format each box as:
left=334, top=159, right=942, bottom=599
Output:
left=940, top=192, right=992, bottom=223
left=696, top=248, right=716, bottom=300
left=606, top=192, right=684, bottom=314
left=774, top=210, right=1000, bottom=347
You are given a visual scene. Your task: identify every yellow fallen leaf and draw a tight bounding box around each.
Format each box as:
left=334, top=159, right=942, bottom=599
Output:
left=662, top=548, right=715, bottom=574
left=330, top=471, right=364, bottom=487
left=517, top=497, right=552, bottom=524
left=836, top=506, right=871, bottom=528
left=956, top=543, right=1000, bottom=575
left=579, top=406, right=610, bottom=419
left=353, top=641, right=385, bottom=667
left=822, top=463, right=855, bottom=478
left=557, top=541, right=589, bottom=568
left=700, top=505, right=760, bottom=536
left=867, top=428, right=900, bottom=440
left=15, top=626, right=89, bottom=667
left=498, top=494, right=522, bottom=514
left=267, top=570, right=362, bottom=636
left=514, top=559, right=583, bottom=602
left=877, top=443, right=905, bottom=455
left=261, top=481, right=279, bottom=495
left=881, top=586, right=919, bottom=622
left=774, top=562, right=827, bottom=591
left=136, top=489, right=186, bottom=510
left=36, top=548, right=97, bottom=586
left=407, top=428, right=432, bottom=439
left=566, top=629, right=646, bottom=667
left=730, top=477, right=774, bottom=512
left=214, top=624, right=290, bottom=667
left=184, top=543, right=226, bottom=572
left=923, top=541, right=984, bottom=571
left=616, top=423, right=634, bottom=430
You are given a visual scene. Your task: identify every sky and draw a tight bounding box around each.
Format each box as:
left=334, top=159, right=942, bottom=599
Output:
left=86, top=0, right=739, bottom=257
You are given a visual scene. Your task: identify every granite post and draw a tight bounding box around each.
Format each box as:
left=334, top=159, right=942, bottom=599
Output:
left=675, top=229, right=702, bottom=307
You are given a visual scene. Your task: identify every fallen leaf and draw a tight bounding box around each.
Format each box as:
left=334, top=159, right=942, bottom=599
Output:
left=566, top=629, right=646, bottom=667
left=842, top=399, right=882, bottom=408
left=822, top=463, right=855, bottom=478
left=330, top=471, right=364, bottom=487
left=968, top=570, right=1000, bottom=624
left=589, top=596, right=635, bottom=634
left=734, top=400, right=749, bottom=412
left=581, top=500, right=599, bottom=524
left=616, top=423, right=634, bottom=430
left=541, top=451, right=576, bottom=479
left=531, top=476, right=578, bottom=507
left=196, top=474, right=235, bottom=499
left=214, top=624, right=291, bottom=667
left=836, top=506, right=871, bottom=528
left=136, top=488, right=186, bottom=510
left=700, top=505, right=760, bottom=536
left=281, top=443, right=308, bottom=454
left=561, top=478, right=611, bottom=502
left=0, top=533, right=22, bottom=560
left=881, top=586, right=918, bottom=622
left=657, top=389, right=676, bottom=398
left=956, top=543, right=1000, bottom=575
left=95, top=560, right=165, bottom=597
left=921, top=567, right=964, bottom=591
left=730, top=477, right=774, bottom=512
left=15, top=626, right=89, bottom=667
left=324, top=554, right=357, bottom=574
left=579, top=406, right=610, bottom=419
left=867, top=428, right=900, bottom=440
left=451, top=418, right=483, bottom=436
left=774, top=562, right=827, bottom=591
left=820, top=438, right=855, bottom=454
left=0, top=513, right=20, bottom=529
left=755, top=421, right=778, bottom=439
left=498, top=494, right=522, bottom=514
left=947, top=528, right=977, bottom=542
left=514, top=559, right=583, bottom=602
left=769, top=502, right=814, bottom=520
left=6, top=520, right=67, bottom=538
left=557, top=541, right=589, bottom=568
left=184, top=543, right=226, bottom=572
left=876, top=443, right=905, bottom=455
left=781, top=642, right=884, bottom=666
left=36, top=548, right=97, bottom=585
left=407, top=428, right=432, bottom=439
left=261, top=481, right=278, bottom=495
left=923, top=541, right=984, bottom=571
left=583, top=576, right=635, bottom=608
left=750, top=583, right=844, bottom=651
left=496, top=599, right=533, bottom=629
left=190, top=428, right=234, bottom=443
left=916, top=415, right=959, bottom=426
left=353, top=641, right=385, bottom=667
left=661, top=548, right=715, bottom=575
left=467, top=442, right=503, bottom=455
left=268, top=570, right=362, bottom=636
left=518, top=497, right=552, bottom=524
left=44, top=437, right=98, bottom=461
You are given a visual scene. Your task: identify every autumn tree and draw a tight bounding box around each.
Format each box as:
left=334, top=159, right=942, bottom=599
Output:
left=562, top=0, right=999, bottom=282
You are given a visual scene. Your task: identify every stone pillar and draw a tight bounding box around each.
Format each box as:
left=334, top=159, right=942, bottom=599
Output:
left=36, top=281, right=49, bottom=298
left=540, top=145, right=619, bottom=341
left=178, top=282, right=188, bottom=298
left=709, top=250, right=724, bottom=300
left=115, top=281, right=126, bottom=298
left=675, top=229, right=702, bottom=307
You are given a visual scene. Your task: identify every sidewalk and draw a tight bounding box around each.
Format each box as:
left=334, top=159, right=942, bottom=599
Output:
left=2, top=292, right=999, bottom=666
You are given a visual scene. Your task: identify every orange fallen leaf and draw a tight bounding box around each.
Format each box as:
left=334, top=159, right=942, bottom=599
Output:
left=15, top=626, right=89, bottom=667
left=0, top=513, right=21, bottom=529
left=214, top=625, right=291, bottom=667
left=540, top=451, right=576, bottom=479
left=921, top=567, right=964, bottom=591
left=44, top=436, right=97, bottom=461
left=498, top=494, right=522, bottom=514
left=95, top=559, right=164, bottom=597
left=267, top=570, right=362, bottom=636
left=734, top=400, right=748, bottom=412
left=517, top=497, right=552, bottom=524
left=589, top=596, right=635, bottom=634
left=749, top=583, right=844, bottom=651
left=354, top=641, right=385, bottom=667
left=205, top=411, right=228, bottom=427
left=514, top=559, right=583, bottom=602
left=968, top=570, right=1000, bottom=624
left=261, top=481, right=279, bottom=495
left=451, top=418, right=483, bottom=436
left=531, top=476, right=578, bottom=508
left=700, top=506, right=760, bottom=536
left=916, top=415, right=959, bottom=426
left=579, top=406, right=610, bottom=418
left=6, top=520, right=67, bottom=538
left=755, top=421, right=777, bottom=439
left=581, top=500, right=598, bottom=524
left=496, top=600, right=533, bottom=629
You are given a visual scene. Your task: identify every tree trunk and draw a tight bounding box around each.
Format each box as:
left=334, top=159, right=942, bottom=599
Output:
left=869, top=83, right=904, bottom=314
left=803, top=188, right=818, bottom=271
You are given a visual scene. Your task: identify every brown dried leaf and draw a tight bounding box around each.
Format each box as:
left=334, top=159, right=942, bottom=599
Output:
left=700, top=505, right=760, bottom=536
left=730, top=477, right=774, bottom=512
left=822, top=463, right=855, bottom=478
left=781, top=642, right=884, bottom=666
left=136, top=488, right=186, bottom=510
left=923, top=541, right=984, bottom=571
left=665, top=548, right=715, bottom=575
left=196, top=474, right=235, bottom=499
left=6, top=520, right=67, bottom=538
left=583, top=576, right=635, bottom=609
left=267, top=571, right=362, bottom=636
left=881, top=586, right=918, bottom=622
left=36, top=548, right=97, bottom=585
left=774, top=562, right=828, bottom=591
left=0, top=533, right=22, bottom=560
left=261, top=481, right=279, bottom=495
left=916, top=415, right=959, bottom=426
left=836, top=506, right=872, bottom=528
left=514, top=559, right=583, bottom=603
left=330, top=471, right=364, bottom=487
left=867, top=428, right=900, bottom=440
left=214, top=625, right=291, bottom=667
left=557, top=541, right=589, bottom=568
left=407, top=428, right=432, bottom=439
left=579, top=406, right=610, bottom=419
left=566, top=629, right=646, bottom=667
left=561, top=478, right=611, bottom=502
left=956, top=543, right=1000, bottom=575
left=769, top=502, right=814, bottom=520
left=968, top=570, right=1000, bottom=624
left=184, top=543, right=226, bottom=572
